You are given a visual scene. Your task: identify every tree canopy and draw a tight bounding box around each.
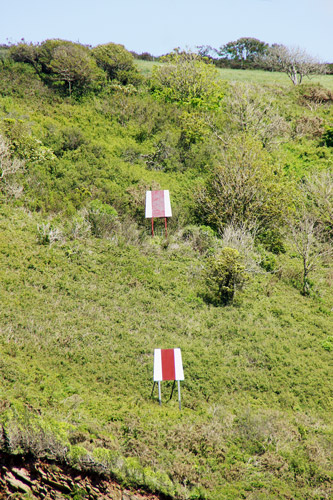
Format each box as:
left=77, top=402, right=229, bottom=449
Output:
left=48, top=43, right=104, bottom=95
left=92, top=42, right=140, bottom=84
left=218, top=37, right=269, bottom=63
left=151, top=49, right=224, bottom=109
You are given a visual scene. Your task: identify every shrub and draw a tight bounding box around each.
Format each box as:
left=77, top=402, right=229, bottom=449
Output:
left=321, top=126, right=333, bottom=147
left=36, top=222, right=63, bottom=245
left=151, top=49, right=224, bottom=109
left=181, top=225, right=217, bottom=254
left=0, top=133, right=25, bottom=198
left=206, top=247, right=249, bottom=304
left=220, top=223, right=262, bottom=272
left=297, top=84, right=333, bottom=108
left=92, top=43, right=140, bottom=85
left=321, top=336, right=333, bottom=352
left=85, top=200, right=119, bottom=238
left=195, top=135, right=290, bottom=234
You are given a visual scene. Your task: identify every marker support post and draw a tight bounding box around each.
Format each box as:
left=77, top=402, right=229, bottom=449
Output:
left=178, top=380, right=181, bottom=410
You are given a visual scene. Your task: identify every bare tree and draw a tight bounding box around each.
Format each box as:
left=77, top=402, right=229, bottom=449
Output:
left=0, top=135, right=24, bottom=198
left=223, top=83, right=290, bottom=148
left=289, top=213, right=332, bottom=295
left=258, top=45, right=326, bottom=85
left=301, top=170, right=333, bottom=240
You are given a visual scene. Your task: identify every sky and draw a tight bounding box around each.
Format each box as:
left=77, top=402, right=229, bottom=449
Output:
left=0, top=0, right=332, bottom=62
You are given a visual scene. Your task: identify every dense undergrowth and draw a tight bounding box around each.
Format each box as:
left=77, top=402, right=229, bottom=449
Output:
left=0, top=46, right=332, bottom=499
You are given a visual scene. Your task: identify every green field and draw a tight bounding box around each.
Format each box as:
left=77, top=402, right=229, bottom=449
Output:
left=136, top=59, right=333, bottom=89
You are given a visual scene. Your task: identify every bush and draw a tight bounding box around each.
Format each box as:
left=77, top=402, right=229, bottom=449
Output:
left=92, top=43, right=140, bottom=85
left=181, top=225, right=217, bottom=254
left=206, top=247, right=249, bottom=304
left=321, top=336, right=333, bottom=352
left=85, top=200, right=119, bottom=238
left=36, top=222, right=63, bottom=245
left=195, top=135, right=290, bottom=234
left=321, top=127, right=333, bottom=147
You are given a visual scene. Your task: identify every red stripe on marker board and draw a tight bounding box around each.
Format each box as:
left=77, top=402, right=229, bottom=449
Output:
left=161, top=349, right=175, bottom=380
left=151, top=190, right=165, bottom=218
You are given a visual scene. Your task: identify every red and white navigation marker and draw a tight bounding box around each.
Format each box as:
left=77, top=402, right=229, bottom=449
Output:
left=152, top=348, right=184, bottom=409
left=145, top=190, right=172, bottom=237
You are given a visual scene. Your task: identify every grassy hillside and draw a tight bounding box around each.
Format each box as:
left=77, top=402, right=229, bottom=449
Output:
left=0, top=50, right=332, bottom=499
left=0, top=204, right=332, bottom=499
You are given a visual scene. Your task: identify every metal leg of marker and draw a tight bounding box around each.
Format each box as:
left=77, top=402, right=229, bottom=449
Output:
left=178, top=380, right=181, bottom=410
left=151, top=382, right=156, bottom=398
left=168, top=380, right=175, bottom=401
left=158, top=381, right=161, bottom=406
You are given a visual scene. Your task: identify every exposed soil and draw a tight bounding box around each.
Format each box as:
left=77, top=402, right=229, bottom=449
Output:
left=0, top=452, right=165, bottom=500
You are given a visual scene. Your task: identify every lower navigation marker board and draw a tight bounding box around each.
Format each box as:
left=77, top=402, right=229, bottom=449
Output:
left=152, top=348, right=184, bottom=409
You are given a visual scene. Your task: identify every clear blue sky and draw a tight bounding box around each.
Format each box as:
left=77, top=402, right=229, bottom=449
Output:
left=1, top=0, right=332, bottom=62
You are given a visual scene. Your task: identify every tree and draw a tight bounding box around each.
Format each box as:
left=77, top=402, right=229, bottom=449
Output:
left=218, top=37, right=269, bottom=67
left=301, top=170, right=333, bottom=240
left=8, top=40, right=38, bottom=68
left=92, top=43, right=140, bottom=85
left=195, top=135, right=290, bottom=233
left=48, top=43, right=103, bottom=96
left=288, top=212, right=332, bottom=295
left=151, top=49, right=224, bottom=109
left=223, top=83, right=290, bottom=148
left=37, top=39, right=75, bottom=74
left=258, top=45, right=326, bottom=85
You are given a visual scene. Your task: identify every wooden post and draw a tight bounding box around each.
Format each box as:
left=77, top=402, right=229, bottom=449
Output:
left=152, top=217, right=154, bottom=237
left=165, top=217, right=167, bottom=238
left=158, top=381, right=161, bottom=405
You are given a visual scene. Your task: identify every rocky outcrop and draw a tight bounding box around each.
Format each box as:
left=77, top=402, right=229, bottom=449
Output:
left=0, top=452, right=164, bottom=500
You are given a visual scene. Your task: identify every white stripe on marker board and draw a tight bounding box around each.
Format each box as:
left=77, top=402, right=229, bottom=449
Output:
left=163, top=190, right=172, bottom=217
left=174, top=348, right=184, bottom=381
left=153, top=348, right=162, bottom=381
left=145, top=190, right=152, bottom=218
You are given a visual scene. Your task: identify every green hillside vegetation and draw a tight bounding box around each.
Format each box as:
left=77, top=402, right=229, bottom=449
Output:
left=0, top=41, right=332, bottom=499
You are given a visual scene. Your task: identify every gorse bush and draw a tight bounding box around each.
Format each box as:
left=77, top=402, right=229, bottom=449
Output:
left=85, top=200, right=119, bottom=238
left=206, top=247, right=249, bottom=304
